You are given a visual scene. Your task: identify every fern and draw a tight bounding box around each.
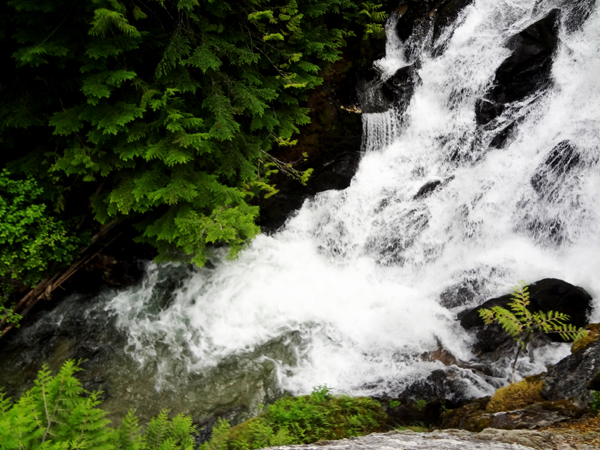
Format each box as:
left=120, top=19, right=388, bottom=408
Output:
left=0, top=360, right=197, bottom=450
left=479, top=281, right=589, bottom=382
left=201, top=388, right=385, bottom=450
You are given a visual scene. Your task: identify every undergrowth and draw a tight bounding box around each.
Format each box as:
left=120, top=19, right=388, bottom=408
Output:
left=0, top=360, right=195, bottom=449
left=201, top=386, right=386, bottom=450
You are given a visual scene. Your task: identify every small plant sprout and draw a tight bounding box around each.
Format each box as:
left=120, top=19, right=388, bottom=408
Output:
left=478, top=281, right=588, bottom=383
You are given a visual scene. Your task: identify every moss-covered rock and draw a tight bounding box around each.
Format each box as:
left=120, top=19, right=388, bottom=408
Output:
left=440, top=375, right=583, bottom=432
left=571, top=323, right=600, bottom=354
left=440, top=396, right=492, bottom=432
left=201, top=391, right=387, bottom=450
left=486, top=376, right=545, bottom=413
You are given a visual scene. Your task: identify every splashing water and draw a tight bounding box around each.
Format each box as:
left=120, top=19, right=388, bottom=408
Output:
left=104, top=0, right=600, bottom=405
left=5, top=0, right=597, bottom=423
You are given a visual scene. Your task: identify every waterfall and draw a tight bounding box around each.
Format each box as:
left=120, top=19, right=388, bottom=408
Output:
left=107, top=0, right=600, bottom=403
left=5, top=0, right=597, bottom=423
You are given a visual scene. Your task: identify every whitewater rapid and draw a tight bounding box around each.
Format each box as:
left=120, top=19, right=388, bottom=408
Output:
left=107, top=0, right=600, bottom=401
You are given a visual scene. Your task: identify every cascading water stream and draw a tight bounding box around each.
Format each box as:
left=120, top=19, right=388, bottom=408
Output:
left=2, top=0, right=600, bottom=426
left=108, top=0, right=600, bottom=397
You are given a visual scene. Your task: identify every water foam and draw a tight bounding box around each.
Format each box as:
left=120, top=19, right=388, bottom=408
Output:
left=108, top=0, right=600, bottom=399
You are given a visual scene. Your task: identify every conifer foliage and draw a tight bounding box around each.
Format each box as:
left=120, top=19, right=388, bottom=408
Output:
left=0, top=0, right=386, bottom=269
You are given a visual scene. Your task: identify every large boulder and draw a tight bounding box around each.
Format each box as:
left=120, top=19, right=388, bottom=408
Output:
left=542, top=337, right=600, bottom=406
left=476, top=10, right=560, bottom=125
left=460, top=278, right=592, bottom=337
left=530, top=140, right=581, bottom=202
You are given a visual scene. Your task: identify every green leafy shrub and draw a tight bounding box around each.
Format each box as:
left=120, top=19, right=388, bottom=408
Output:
left=0, top=170, right=88, bottom=327
left=479, top=281, right=588, bottom=382
left=0, top=360, right=196, bottom=449
left=1, top=0, right=388, bottom=269
left=201, top=388, right=386, bottom=450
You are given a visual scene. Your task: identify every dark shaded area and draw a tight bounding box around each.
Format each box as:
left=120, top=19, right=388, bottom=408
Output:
left=359, top=64, right=421, bottom=115
left=475, top=10, right=560, bottom=125
left=381, top=398, right=463, bottom=429
left=489, top=122, right=517, bottom=149
left=257, top=106, right=363, bottom=232
left=460, top=278, right=592, bottom=343
left=257, top=19, right=392, bottom=232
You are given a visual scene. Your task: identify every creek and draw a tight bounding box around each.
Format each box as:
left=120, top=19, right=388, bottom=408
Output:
left=1, top=0, right=600, bottom=430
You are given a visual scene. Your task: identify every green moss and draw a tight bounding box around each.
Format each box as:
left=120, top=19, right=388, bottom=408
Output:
left=201, top=389, right=387, bottom=450
left=440, top=397, right=492, bottom=432
left=486, top=376, right=544, bottom=413
left=572, top=323, right=600, bottom=353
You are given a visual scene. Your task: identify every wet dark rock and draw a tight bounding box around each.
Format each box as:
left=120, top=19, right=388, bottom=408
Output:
left=413, top=176, right=454, bottom=200
left=489, top=122, right=517, bottom=149
left=441, top=284, right=476, bottom=309
left=440, top=397, right=492, bottom=431
left=542, top=337, right=600, bottom=406
left=357, top=64, right=421, bottom=115
left=414, top=180, right=442, bottom=199
left=476, top=10, right=560, bottom=125
left=395, top=1, right=433, bottom=42
left=471, top=323, right=515, bottom=355
left=384, top=398, right=461, bottom=428
left=531, top=141, right=581, bottom=202
left=259, top=148, right=361, bottom=232
left=475, top=100, right=505, bottom=126
left=357, top=78, right=395, bottom=114
left=384, top=65, right=421, bottom=106
left=400, top=368, right=477, bottom=403
left=460, top=278, right=592, bottom=337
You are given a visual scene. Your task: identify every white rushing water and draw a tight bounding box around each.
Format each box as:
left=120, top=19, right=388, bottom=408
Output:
left=108, top=0, right=600, bottom=400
